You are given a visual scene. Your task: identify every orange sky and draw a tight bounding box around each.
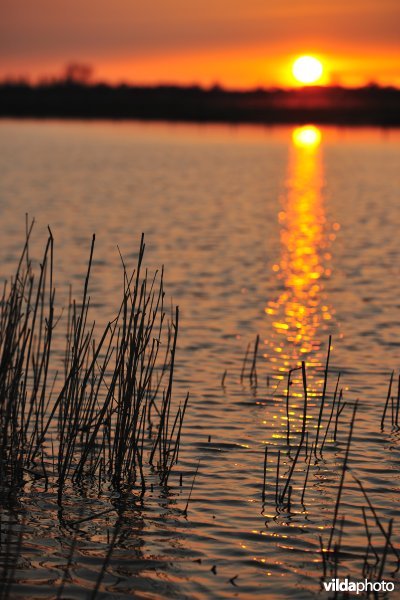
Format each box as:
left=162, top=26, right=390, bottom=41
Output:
left=1, top=0, right=399, bottom=88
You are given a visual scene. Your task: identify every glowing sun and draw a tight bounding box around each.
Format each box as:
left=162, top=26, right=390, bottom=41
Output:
left=292, top=55, right=323, bottom=85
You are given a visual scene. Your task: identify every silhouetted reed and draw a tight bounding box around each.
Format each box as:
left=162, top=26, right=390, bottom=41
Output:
left=381, top=370, right=400, bottom=430
left=320, top=478, right=398, bottom=588
left=261, top=445, right=268, bottom=503
left=300, top=441, right=314, bottom=505
left=249, top=334, right=260, bottom=388
left=247, top=335, right=400, bottom=587
left=327, top=399, right=358, bottom=552
left=353, top=474, right=400, bottom=567
left=278, top=361, right=308, bottom=504
left=361, top=506, right=380, bottom=579
left=320, top=372, right=341, bottom=453
left=381, top=370, right=394, bottom=430
left=333, top=389, right=346, bottom=442
left=0, top=225, right=188, bottom=504
left=240, top=334, right=260, bottom=387
left=314, top=334, right=331, bottom=453
left=285, top=366, right=302, bottom=448
left=0, top=221, right=55, bottom=490
left=183, top=459, right=200, bottom=517
left=240, top=342, right=251, bottom=385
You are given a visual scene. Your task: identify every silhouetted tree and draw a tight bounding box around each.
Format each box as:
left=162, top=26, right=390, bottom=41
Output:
left=62, top=62, right=93, bottom=85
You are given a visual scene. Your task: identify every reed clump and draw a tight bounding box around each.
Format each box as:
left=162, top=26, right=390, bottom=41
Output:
left=247, top=337, right=400, bottom=585
left=0, top=224, right=188, bottom=503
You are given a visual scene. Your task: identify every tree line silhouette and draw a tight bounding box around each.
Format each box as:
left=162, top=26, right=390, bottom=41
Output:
left=1, top=69, right=399, bottom=125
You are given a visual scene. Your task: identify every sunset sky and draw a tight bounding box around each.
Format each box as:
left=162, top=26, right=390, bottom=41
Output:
left=1, top=0, right=399, bottom=88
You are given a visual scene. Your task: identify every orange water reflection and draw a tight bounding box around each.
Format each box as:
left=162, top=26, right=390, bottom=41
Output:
left=265, top=126, right=339, bottom=378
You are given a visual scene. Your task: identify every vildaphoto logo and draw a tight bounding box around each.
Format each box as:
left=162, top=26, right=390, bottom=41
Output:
left=323, top=578, right=395, bottom=594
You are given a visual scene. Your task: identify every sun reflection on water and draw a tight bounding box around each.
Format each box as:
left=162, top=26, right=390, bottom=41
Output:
left=265, top=126, right=339, bottom=379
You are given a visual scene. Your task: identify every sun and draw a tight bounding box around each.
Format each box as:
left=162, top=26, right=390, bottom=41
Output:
left=292, top=55, right=323, bottom=85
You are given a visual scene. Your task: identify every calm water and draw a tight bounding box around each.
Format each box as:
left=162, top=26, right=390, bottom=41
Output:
left=0, top=120, right=400, bottom=599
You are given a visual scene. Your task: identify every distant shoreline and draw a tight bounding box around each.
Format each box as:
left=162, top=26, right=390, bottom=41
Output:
left=1, top=82, right=399, bottom=126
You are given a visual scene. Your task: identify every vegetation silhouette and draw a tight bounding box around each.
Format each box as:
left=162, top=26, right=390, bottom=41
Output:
left=1, top=78, right=399, bottom=125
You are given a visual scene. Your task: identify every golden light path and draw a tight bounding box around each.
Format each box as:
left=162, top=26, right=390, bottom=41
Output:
left=264, top=125, right=339, bottom=392
left=251, top=125, right=339, bottom=565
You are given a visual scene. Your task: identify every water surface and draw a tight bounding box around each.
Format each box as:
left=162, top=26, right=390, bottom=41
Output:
left=0, top=120, right=399, bottom=599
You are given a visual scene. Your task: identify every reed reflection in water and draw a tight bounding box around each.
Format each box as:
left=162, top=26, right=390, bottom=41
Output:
left=265, top=125, right=340, bottom=384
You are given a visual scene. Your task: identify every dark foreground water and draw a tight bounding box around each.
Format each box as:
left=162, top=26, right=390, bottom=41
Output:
left=0, top=120, right=400, bottom=599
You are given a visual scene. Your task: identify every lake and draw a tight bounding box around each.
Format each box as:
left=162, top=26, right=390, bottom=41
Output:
left=0, top=119, right=399, bottom=599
